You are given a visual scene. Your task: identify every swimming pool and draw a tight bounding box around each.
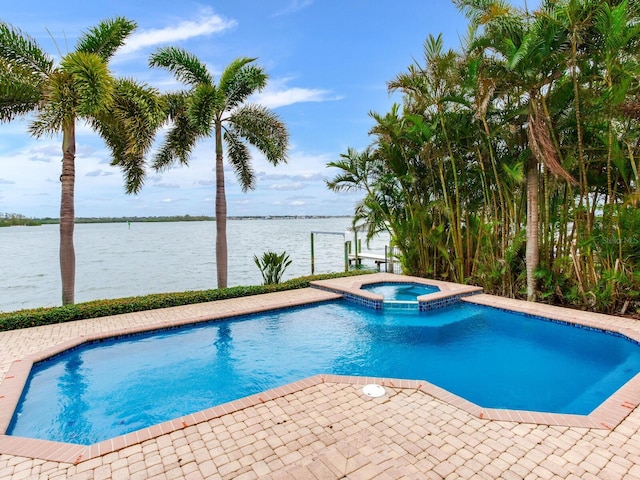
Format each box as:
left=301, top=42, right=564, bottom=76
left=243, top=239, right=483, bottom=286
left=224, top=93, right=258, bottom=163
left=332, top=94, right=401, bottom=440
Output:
left=7, top=299, right=640, bottom=445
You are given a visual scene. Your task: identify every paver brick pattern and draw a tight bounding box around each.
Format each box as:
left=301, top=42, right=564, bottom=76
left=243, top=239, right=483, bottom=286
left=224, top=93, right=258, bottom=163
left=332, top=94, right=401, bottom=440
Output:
left=1, top=281, right=640, bottom=479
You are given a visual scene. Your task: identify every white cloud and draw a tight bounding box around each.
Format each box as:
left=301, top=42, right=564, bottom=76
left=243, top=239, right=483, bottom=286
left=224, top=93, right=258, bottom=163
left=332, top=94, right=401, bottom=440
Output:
left=25, top=143, right=58, bottom=163
left=269, top=182, right=303, bottom=191
left=30, top=155, right=52, bottom=163
left=273, top=0, right=314, bottom=16
left=252, top=78, right=338, bottom=109
left=120, top=9, right=237, bottom=55
left=85, top=169, right=114, bottom=178
left=254, top=87, right=334, bottom=109
left=289, top=195, right=315, bottom=200
left=253, top=146, right=335, bottom=177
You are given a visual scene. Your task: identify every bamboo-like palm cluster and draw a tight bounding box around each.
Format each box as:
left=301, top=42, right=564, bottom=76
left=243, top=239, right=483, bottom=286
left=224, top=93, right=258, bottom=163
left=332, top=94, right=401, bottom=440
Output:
left=328, top=0, right=640, bottom=314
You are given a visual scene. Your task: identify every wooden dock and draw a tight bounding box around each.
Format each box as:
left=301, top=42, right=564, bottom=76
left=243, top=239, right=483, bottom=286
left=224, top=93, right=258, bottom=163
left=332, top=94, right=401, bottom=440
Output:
left=348, top=252, right=389, bottom=270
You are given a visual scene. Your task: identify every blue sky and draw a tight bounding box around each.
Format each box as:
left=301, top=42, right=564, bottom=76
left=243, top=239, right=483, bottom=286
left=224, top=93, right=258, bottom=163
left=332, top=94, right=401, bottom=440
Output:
left=1, top=0, right=529, bottom=218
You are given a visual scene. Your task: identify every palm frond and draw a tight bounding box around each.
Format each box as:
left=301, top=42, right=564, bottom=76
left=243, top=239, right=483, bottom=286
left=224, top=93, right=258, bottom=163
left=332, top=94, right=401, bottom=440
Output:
left=28, top=71, right=75, bottom=137
left=112, top=78, right=165, bottom=152
left=163, top=91, right=190, bottom=120
left=0, top=21, right=53, bottom=76
left=219, top=57, right=266, bottom=108
left=504, top=30, right=533, bottom=70
left=153, top=112, right=199, bottom=171
left=60, top=51, right=114, bottom=116
left=28, top=106, right=67, bottom=138
left=95, top=78, right=165, bottom=193
left=92, top=103, right=140, bottom=192
left=326, top=170, right=368, bottom=193
left=149, top=47, right=212, bottom=87
left=326, top=147, right=376, bottom=193
left=228, top=104, right=288, bottom=165
left=219, top=57, right=256, bottom=90
left=0, top=62, right=43, bottom=121
left=188, top=83, right=218, bottom=135
left=224, top=130, right=254, bottom=191
left=76, top=17, right=136, bottom=61
left=152, top=91, right=199, bottom=171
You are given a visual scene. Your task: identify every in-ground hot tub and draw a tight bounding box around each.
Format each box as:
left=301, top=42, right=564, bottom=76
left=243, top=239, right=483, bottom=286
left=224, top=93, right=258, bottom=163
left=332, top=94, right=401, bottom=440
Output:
left=360, top=282, right=440, bottom=301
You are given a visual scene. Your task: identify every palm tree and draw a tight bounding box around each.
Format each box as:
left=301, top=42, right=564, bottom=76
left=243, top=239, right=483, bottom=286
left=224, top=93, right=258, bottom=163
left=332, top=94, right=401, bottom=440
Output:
left=457, top=0, right=578, bottom=301
left=149, top=48, right=289, bottom=289
left=0, top=18, right=160, bottom=305
left=387, top=34, right=468, bottom=281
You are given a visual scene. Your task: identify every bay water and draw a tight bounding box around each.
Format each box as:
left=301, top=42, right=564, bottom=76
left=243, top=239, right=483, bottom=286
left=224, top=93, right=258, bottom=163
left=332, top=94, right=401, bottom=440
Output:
left=1, top=218, right=390, bottom=313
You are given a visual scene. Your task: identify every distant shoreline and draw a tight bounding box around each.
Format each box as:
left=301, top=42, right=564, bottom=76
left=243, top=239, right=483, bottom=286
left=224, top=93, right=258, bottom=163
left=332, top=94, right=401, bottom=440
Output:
left=1, top=215, right=351, bottom=227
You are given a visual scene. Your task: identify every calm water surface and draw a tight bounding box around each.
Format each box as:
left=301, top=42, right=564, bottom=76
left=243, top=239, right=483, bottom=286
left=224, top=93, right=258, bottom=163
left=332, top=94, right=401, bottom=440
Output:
left=1, top=218, right=389, bottom=312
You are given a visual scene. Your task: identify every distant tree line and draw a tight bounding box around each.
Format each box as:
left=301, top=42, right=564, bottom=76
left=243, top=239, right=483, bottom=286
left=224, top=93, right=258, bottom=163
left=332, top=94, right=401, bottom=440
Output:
left=0, top=214, right=217, bottom=226
left=0, top=213, right=42, bottom=227
left=0, top=214, right=344, bottom=226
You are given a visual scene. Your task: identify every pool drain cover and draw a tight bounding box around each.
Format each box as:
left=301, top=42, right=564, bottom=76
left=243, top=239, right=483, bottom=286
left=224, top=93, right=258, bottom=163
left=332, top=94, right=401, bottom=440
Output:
left=362, top=384, right=386, bottom=398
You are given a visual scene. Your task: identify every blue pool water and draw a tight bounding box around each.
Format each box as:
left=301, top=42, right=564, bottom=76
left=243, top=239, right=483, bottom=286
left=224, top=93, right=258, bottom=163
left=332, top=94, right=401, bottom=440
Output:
left=8, top=301, right=640, bottom=445
left=361, top=282, right=440, bottom=300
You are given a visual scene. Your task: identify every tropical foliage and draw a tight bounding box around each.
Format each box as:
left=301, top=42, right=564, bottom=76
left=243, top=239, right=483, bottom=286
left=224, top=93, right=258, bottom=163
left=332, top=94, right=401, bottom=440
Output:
left=0, top=18, right=163, bottom=305
left=328, top=0, right=640, bottom=315
left=149, top=49, right=289, bottom=289
left=254, top=251, right=293, bottom=285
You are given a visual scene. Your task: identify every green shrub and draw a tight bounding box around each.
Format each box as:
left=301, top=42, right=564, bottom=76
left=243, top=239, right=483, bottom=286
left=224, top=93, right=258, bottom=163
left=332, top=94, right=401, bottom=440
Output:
left=0, top=270, right=374, bottom=332
left=254, top=251, right=293, bottom=285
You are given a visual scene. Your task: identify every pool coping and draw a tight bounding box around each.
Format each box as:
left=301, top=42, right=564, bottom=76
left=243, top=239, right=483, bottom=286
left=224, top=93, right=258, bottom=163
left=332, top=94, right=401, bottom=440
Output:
left=1, top=273, right=639, bottom=463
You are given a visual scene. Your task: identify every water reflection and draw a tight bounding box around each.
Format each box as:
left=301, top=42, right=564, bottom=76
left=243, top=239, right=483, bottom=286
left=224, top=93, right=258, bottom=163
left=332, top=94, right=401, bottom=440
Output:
left=213, top=323, right=236, bottom=376
left=56, top=354, right=90, bottom=443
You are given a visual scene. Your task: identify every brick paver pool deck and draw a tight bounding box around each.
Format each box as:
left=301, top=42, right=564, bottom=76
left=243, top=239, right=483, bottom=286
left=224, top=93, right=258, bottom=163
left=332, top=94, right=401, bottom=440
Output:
left=1, top=273, right=640, bottom=479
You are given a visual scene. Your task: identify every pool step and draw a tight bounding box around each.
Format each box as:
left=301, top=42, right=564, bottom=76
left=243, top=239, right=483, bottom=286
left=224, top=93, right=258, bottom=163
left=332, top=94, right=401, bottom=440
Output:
left=383, top=300, right=419, bottom=311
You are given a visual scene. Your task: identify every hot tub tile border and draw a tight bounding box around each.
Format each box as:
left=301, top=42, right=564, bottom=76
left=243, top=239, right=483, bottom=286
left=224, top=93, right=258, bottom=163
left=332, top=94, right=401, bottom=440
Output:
left=311, top=275, right=483, bottom=311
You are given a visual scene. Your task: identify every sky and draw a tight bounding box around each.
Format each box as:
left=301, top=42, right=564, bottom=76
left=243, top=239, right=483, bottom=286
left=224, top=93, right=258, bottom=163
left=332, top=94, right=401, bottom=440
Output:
left=1, top=0, right=530, bottom=218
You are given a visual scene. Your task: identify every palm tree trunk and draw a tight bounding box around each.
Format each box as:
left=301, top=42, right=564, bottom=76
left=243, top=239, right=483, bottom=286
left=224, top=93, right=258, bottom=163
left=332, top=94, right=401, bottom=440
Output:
left=526, top=156, right=539, bottom=302
left=215, top=119, right=228, bottom=289
left=439, top=114, right=464, bottom=282
left=60, top=121, right=76, bottom=305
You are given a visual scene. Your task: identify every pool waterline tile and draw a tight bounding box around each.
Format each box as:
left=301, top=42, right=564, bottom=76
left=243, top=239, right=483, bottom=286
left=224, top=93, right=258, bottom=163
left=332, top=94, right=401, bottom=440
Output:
left=0, top=273, right=639, bottom=467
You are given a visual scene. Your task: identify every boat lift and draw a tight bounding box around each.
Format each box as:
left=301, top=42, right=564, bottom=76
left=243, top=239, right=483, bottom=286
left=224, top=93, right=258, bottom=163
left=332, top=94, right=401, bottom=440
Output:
left=310, top=229, right=395, bottom=275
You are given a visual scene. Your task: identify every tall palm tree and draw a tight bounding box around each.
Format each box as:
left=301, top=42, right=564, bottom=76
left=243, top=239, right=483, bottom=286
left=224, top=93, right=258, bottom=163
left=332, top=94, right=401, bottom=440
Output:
left=457, top=0, right=578, bottom=301
left=149, top=48, right=289, bottom=289
left=0, top=18, right=160, bottom=305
